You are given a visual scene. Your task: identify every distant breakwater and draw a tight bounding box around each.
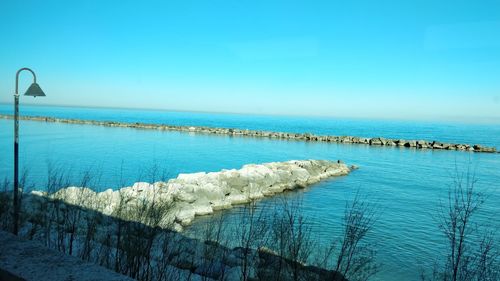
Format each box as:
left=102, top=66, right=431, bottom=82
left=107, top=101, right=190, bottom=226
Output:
left=0, top=114, right=497, bottom=153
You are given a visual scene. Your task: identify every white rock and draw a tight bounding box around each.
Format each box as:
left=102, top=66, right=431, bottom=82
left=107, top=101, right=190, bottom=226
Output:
left=36, top=160, right=352, bottom=230
left=193, top=205, right=213, bottom=216
left=177, top=172, right=206, bottom=183
left=132, top=182, right=152, bottom=191
left=227, top=194, right=250, bottom=205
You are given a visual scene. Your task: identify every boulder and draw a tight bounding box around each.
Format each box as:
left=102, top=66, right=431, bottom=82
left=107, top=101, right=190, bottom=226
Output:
left=369, top=138, right=382, bottom=145
left=417, top=140, right=428, bottom=148
left=432, top=141, right=444, bottom=149
left=473, top=145, right=496, bottom=153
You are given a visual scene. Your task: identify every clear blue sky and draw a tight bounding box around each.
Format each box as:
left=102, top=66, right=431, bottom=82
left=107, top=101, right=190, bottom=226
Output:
left=1, top=0, right=499, bottom=122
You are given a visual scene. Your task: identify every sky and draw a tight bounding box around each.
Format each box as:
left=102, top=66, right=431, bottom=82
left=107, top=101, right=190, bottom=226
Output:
left=0, top=0, right=499, bottom=122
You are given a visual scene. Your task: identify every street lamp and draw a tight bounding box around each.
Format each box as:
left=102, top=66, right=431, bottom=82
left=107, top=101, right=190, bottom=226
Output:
left=13, top=67, right=46, bottom=235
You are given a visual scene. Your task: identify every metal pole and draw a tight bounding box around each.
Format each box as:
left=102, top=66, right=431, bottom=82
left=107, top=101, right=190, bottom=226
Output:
left=13, top=92, right=19, bottom=235
left=13, top=68, right=36, bottom=235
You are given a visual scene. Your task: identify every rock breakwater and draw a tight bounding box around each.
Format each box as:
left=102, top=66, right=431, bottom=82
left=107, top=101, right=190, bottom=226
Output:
left=1, top=114, right=496, bottom=153
left=32, top=160, right=351, bottom=231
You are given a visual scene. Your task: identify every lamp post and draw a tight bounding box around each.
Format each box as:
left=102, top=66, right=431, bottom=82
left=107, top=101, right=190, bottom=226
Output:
left=13, top=67, right=46, bottom=235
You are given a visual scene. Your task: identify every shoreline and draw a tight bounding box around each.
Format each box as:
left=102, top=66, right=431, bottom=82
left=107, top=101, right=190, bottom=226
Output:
left=3, top=160, right=352, bottom=281
left=0, top=114, right=497, bottom=153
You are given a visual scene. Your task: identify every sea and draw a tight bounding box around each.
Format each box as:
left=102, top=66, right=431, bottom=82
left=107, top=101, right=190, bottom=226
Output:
left=0, top=103, right=499, bottom=281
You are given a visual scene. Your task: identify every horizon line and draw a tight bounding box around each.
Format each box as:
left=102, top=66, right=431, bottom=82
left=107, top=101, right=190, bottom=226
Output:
left=0, top=101, right=499, bottom=125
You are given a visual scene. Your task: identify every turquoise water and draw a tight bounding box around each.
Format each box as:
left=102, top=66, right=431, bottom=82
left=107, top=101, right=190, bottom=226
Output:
left=1, top=104, right=499, bottom=149
left=0, top=104, right=499, bottom=281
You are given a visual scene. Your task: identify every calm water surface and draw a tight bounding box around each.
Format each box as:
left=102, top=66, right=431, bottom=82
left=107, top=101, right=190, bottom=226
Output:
left=0, top=104, right=499, bottom=281
left=1, top=104, right=499, bottom=148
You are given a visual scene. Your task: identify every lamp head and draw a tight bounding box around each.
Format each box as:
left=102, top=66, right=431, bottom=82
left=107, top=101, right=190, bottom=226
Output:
left=24, top=82, right=46, bottom=97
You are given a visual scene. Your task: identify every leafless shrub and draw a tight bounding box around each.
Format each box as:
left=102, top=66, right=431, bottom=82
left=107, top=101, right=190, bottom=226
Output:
left=422, top=166, right=500, bottom=281
left=332, top=192, right=378, bottom=281
left=155, top=230, right=184, bottom=281
left=0, top=168, right=33, bottom=234
left=234, top=201, right=270, bottom=281
left=269, top=198, right=315, bottom=281
left=114, top=186, right=175, bottom=280
left=0, top=178, right=12, bottom=230
left=199, top=212, right=230, bottom=280
left=79, top=187, right=106, bottom=262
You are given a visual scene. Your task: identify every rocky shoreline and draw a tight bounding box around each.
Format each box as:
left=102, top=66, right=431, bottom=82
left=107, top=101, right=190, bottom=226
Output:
left=7, top=160, right=351, bottom=280
left=32, top=160, right=352, bottom=231
left=0, top=114, right=496, bottom=153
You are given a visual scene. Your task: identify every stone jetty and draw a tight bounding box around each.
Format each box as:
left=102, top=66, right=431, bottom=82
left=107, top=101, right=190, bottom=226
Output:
left=31, top=160, right=352, bottom=231
left=1, top=114, right=496, bottom=153
left=8, top=160, right=351, bottom=281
